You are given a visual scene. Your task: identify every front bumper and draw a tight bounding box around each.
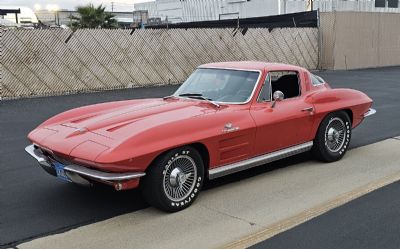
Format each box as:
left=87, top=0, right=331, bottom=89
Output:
left=363, top=108, right=376, bottom=117
left=25, top=144, right=145, bottom=189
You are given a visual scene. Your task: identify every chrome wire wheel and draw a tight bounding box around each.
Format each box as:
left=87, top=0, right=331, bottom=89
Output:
left=163, top=155, right=197, bottom=202
left=324, top=117, right=347, bottom=153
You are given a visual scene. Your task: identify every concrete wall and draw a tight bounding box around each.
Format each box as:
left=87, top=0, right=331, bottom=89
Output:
left=320, top=12, right=400, bottom=70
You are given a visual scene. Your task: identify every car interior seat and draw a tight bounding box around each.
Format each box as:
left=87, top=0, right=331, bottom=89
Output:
left=271, top=74, right=300, bottom=99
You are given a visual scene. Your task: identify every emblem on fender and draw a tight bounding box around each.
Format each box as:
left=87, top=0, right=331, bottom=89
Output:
left=223, top=123, right=239, bottom=133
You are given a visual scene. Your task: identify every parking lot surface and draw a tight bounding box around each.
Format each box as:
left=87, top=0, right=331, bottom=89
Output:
left=1, top=67, right=399, bottom=247
left=251, top=176, right=400, bottom=249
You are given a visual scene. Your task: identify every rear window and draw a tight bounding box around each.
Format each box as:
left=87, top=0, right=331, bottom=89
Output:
left=311, top=74, right=325, bottom=86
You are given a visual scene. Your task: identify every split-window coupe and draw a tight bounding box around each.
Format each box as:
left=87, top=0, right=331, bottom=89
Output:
left=25, top=61, right=375, bottom=212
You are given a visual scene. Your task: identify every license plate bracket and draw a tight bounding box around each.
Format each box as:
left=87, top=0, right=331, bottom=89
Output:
left=54, top=162, right=72, bottom=182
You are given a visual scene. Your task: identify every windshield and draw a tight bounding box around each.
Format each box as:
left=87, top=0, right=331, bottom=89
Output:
left=174, top=68, right=260, bottom=103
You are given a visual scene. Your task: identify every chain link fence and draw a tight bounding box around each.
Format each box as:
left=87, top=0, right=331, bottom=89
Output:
left=0, top=27, right=318, bottom=99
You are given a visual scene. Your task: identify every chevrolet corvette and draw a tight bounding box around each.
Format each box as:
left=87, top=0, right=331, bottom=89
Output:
left=25, top=61, right=375, bottom=212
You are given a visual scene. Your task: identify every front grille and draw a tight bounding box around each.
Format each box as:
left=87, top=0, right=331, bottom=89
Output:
left=37, top=146, right=70, bottom=166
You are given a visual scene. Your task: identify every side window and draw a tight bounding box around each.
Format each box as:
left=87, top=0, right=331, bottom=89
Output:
left=257, top=74, right=271, bottom=102
left=270, top=71, right=300, bottom=99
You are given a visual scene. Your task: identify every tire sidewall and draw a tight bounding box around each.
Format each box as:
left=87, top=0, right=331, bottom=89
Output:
left=151, top=146, right=204, bottom=212
left=315, top=111, right=352, bottom=162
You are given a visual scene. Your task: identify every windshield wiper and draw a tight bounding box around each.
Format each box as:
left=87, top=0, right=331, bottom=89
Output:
left=163, top=95, right=177, bottom=100
left=178, top=93, right=203, bottom=97
left=178, top=93, right=220, bottom=108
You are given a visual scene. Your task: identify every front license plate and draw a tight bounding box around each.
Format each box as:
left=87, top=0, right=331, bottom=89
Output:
left=54, top=162, right=72, bottom=182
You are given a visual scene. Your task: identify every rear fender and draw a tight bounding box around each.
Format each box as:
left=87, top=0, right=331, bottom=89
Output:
left=308, top=88, right=372, bottom=138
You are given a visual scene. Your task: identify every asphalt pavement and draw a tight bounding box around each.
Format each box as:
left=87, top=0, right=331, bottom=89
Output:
left=0, top=86, right=177, bottom=247
left=1, top=66, right=399, bottom=247
left=251, top=179, right=400, bottom=249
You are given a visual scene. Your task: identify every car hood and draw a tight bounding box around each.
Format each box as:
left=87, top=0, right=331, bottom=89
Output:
left=29, top=98, right=217, bottom=158
left=65, top=98, right=215, bottom=135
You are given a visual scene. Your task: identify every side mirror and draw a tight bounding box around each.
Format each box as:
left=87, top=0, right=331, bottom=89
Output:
left=271, top=91, right=284, bottom=108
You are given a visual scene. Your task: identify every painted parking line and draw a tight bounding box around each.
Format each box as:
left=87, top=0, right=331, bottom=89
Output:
left=223, top=171, right=400, bottom=249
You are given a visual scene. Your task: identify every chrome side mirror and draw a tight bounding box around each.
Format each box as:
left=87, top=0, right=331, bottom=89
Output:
left=271, top=91, right=284, bottom=108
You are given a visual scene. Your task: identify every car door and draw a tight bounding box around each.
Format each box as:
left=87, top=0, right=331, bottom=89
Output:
left=250, top=70, right=315, bottom=156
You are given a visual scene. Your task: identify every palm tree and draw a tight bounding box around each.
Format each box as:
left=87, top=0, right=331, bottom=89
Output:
left=71, top=4, right=118, bottom=29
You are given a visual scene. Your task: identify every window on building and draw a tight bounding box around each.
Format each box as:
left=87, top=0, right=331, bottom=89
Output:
left=388, top=0, right=399, bottom=8
left=375, top=0, right=386, bottom=7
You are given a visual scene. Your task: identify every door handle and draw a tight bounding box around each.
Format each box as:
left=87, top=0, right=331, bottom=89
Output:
left=302, top=107, right=314, bottom=112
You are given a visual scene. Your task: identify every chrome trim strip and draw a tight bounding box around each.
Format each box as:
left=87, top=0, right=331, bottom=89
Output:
left=208, top=141, right=314, bottom=179
left=64, top=164, right=145, bottom=181
left=363, top=108, right=376, bottom=118
left=25, top=144, right=145, bottom=182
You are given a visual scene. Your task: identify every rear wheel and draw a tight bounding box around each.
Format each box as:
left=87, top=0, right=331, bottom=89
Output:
left=312, top=111, right=352, bottom=162
left=141, top=146, right=204, bottom=212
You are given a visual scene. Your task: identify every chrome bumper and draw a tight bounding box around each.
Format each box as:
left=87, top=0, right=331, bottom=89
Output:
left=363, top=108, right=376, bottom=118
left=25, top=144, right=145, bottom=186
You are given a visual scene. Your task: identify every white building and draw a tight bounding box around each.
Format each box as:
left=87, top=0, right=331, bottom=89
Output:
left=0, top=6, right=38, bottom=24
left=135, top=0, right=282, bottom=23
left=134, top=0, right=400, bottom=23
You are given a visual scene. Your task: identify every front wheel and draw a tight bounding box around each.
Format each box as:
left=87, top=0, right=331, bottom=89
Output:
left=141, top=146, right=204, bottom=212
left=312, top=111, right=352, bottom=162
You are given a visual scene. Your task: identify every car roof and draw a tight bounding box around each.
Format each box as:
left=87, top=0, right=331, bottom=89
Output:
left=198, top=61, right=305, bottom=72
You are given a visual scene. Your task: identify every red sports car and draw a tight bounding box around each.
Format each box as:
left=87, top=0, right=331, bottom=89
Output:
left=26, top=61, right=375, bottom=212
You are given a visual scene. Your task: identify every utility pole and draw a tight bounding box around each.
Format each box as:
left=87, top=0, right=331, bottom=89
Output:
left=111, top=2, right=114, bottom=12
left=15, top=9, right=20, bottom=24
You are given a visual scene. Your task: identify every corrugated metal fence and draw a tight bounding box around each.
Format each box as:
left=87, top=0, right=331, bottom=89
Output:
left=0, top=27, right=318, bottom=99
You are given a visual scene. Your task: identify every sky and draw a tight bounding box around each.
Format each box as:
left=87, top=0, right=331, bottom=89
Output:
left=1, top=0, right=153, bottom=11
